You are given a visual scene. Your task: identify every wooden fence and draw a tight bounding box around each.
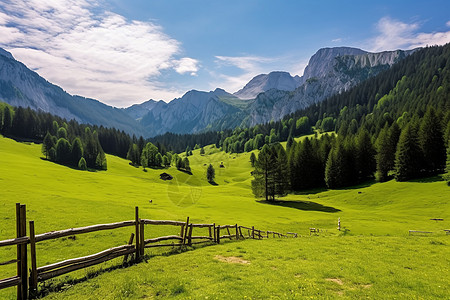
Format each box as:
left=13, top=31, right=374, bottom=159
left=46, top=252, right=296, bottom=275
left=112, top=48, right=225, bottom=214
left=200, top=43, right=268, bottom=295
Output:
left=0, top=203, right=298, bottom=299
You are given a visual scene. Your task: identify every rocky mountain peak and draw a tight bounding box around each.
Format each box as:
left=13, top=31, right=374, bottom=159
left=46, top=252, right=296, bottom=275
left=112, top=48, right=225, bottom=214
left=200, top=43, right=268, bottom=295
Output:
left=0, top=48, right=14, bottom=60
left=302, top=47, right=368, bottom=80
left=234, top=71, right=302, bottom=100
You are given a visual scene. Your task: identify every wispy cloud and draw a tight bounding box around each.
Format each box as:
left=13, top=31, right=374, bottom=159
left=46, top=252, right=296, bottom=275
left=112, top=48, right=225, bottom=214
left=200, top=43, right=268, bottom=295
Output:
left=0, top=0, right=199, bottom=106
left=368, top=17, right=450, bottom=52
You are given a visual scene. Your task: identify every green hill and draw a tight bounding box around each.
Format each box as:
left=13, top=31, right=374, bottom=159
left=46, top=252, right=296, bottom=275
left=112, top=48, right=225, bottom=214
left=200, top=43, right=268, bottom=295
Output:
left=0, top=135, right=449, bottom=299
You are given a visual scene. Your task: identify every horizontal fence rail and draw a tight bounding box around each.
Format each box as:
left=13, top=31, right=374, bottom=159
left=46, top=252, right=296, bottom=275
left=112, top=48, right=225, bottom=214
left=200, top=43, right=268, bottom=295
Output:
left=0, top=204, right=298, bottom=299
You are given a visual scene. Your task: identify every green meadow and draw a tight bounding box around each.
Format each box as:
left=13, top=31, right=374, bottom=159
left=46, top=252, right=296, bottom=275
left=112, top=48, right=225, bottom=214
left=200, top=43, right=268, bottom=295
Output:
left=0, top=135, right=449, bottom=299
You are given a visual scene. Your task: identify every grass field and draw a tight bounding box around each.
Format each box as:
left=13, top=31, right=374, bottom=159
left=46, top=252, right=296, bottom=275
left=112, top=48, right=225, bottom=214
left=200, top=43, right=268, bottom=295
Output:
left=0, top=135, right=449, bottom=299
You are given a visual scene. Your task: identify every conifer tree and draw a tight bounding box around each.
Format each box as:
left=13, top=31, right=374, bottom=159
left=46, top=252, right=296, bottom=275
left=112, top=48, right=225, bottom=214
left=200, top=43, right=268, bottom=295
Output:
left=95, top=151, right=107, bottom=170
left=251, top=144, right=277, bottom=201
left=42, top=132, right=54, bottom=159
left=355, top=128, right=376, bottom=180
left=183, top=157, right=191, bottom=173
left=250, top=152, right=256, bottom=167
left=444, top=142, right=450, bottom=186
left=127, top=144, right=141, bottom=166
left=78, top=157, right=87, bottom=170
left=206, top=164, right=215, bottom=183
left=55, top=138, right=71, bottom=164
left=375, top=124, right=391, bottom=181
left=71, top=137, right=84, bottom=166
left=395, top=124, right=423, bottom=181
left=2, top=106, right=12, bottom=134
left=419, top=107, right=445, bottom=174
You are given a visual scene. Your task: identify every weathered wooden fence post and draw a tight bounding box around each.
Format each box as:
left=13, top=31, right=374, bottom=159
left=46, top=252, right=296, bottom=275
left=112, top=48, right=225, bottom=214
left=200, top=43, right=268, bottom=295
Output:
left=216, top=225, right=220, bottom=244
left=235, top=224, right=239, bottom=240
left=135, top=207, right=140, bottom=262
left=123, top=233, right=135, bottom=264
left=182, top=217, right=190, bottom=247
left=212, top=223, right=216, bottom=243
left=252, top=226, right=255, bottom=239
left=16, top=203, right=23, bottom=300
left=188, top=224, right=193, bottom=246
left=18, top=204, right=27, bottom=300
left=139, top=221, right=145, bottom=257
left=29, top=221, right=37, bottom=298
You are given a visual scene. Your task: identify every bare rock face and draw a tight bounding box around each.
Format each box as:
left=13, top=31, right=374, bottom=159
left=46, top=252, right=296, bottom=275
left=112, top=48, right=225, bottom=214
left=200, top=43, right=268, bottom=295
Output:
left=234, top=71, right=302, bottom=100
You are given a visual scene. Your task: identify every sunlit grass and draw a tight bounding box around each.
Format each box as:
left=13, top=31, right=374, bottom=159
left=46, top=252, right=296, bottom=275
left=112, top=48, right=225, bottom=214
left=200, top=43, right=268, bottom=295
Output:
left=0, top=135, right=449, bottom=299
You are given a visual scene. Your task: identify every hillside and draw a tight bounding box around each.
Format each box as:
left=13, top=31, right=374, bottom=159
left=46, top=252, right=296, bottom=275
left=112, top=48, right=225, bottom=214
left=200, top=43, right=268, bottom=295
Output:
left=0, top=135, right=449, bottom=299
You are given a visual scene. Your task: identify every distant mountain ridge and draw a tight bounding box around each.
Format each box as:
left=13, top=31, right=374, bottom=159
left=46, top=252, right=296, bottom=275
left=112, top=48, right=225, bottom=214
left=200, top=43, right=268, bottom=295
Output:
left=0, top=49, right=146, bottom=136
left=126, top=47, right=415, bottom=134
left=0, top=46, right=415, bottom=138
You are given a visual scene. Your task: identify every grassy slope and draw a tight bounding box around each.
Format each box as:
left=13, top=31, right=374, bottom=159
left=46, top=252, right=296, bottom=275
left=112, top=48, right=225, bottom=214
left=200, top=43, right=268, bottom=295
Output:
left=0, top=135, right=449, bottom=299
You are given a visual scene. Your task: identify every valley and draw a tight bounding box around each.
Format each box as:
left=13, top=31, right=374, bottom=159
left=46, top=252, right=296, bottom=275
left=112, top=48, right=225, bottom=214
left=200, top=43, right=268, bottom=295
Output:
left=0, top=136, right=448, bottom=299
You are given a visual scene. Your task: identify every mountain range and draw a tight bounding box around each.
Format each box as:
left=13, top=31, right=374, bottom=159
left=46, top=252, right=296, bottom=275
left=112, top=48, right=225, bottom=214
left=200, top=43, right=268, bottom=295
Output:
left=0, top=46, right=414, bottom=137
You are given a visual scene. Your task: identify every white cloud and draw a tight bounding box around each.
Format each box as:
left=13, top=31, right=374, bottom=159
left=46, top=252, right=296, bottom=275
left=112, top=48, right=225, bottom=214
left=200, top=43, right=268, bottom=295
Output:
left=0, top=0, right=199, bottom=106
left=368, top=17, right=450, bottom=52
left=173, top=58, right=199, bottom=76
left=332, top=38, right=343, bottom=43
left=447, top=20, right=450, bottom=27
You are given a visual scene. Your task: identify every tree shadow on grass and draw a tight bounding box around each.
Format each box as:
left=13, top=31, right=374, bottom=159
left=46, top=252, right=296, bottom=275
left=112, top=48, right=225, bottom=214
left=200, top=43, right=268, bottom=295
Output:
left=257, top=199, right=341, bottom=213
left=409, top=175, right=444, bottom=183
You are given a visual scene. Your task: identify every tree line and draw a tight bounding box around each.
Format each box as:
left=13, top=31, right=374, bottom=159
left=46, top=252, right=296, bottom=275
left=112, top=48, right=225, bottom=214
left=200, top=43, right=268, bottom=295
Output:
left=251, top=106, right=449, bottom=200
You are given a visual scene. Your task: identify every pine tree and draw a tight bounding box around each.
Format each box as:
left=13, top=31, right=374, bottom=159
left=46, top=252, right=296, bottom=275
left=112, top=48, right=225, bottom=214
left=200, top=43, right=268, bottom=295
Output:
left=55, top=138, right=71, bottom=164
left=419, top=107, right=446, bottom=174
left=273, top=143, right=290, bottom=197
left=127, top=144, right=140, bottom=166
left=395, top=124, right=423, bottom=181
left=444, top=142, right=450, bottom=186
left=324, top=140, right=347, bottom=188
left=71, top=137, right=84, bottom=166
left=95, top=151, right=107, bottom=170
left=42, top=132, right=54, bottom=159
left=250, top=152, right=256, bottom=167
left=78, top=157, right=87, bottom=171
left=206, top=164, right=215, bottom=183
left=375, top=124, right=391, bottom=182
left=355, top=128, right=376, bottom=180
left=183, top=157, right=191, bottom=173
left=251, top=144, right=277, bottom=201
left=2, top=106, right=12, bottom=134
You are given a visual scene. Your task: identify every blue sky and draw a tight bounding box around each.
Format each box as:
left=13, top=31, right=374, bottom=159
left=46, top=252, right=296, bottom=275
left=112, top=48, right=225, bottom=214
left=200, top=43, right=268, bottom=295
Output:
left=1, top=0, right=449, bottom=107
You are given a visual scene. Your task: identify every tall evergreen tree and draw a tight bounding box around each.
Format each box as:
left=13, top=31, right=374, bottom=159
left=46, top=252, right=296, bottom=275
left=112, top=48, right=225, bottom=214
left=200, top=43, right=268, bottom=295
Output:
left=355, top=128, right=376, bottom=180
left=395, top=124, right=423, bottom=181
left=127, top=144, right=141, bottom=166
left=375, top=124, right=392, bottom=182
left=55, top=138, right=71, bottom=164
left=273, top=143, right=290, bottom=197
left=2, top=106, right=12, bottom=134
left=251, top=144, right=277, bottom=201
left=250, top=152, right=256, bottom=167
left=419, top=107, right=446, bottom=174
left=71, top=137, right=84, bottom=166
left=444, top=142, right=450, bottom=186
left=42, top=132, right=54, bottom=159
left=206, top=164, right=215, bottom=183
